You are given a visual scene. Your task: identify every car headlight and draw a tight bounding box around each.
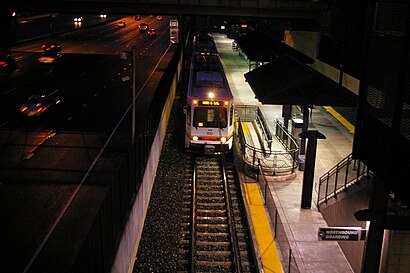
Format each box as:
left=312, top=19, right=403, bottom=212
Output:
left=192, top=136, right=198, bottom=141
left=220, top=137, right=227, bottom=143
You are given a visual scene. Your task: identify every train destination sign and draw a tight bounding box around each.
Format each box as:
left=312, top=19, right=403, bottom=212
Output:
left=199, top=100, right=222, bottom=106
left=318, top=227, right=366, bottom=241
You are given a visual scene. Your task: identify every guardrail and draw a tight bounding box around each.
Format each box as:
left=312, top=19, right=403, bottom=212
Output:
left=316, top=153, right=370, bottom=208
left=235, top=105, right=299, bottom=176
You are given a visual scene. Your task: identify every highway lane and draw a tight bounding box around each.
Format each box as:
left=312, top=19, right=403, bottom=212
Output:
left=1, top=15, right=170, bottom=129
left=16, top=13, right=117, bottom=41
left=1, top=14, right=171, bottom=180
left=0, top=15, right=173, bottom=272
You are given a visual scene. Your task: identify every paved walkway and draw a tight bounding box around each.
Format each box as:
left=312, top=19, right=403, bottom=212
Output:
left=213, top=32, right=356, bottom=273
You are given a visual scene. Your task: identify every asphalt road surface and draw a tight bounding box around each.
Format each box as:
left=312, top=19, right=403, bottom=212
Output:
left=0, top=15, right=172, bottom=273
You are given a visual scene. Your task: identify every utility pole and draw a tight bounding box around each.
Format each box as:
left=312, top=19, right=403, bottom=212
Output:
left=132, top=46, right=136, bottom=145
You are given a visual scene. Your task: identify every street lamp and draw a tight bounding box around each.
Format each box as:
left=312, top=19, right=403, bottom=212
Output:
left=121, top=46, right=137, bottom=145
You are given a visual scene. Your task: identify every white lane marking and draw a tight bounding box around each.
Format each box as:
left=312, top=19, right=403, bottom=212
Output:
left=0, top=121, right=9, bottom=127
left=49, top=89, right=60, bottom=96
left=4, top=87, right=17, bottom=95
left=79, top=72, right=87, bottom=77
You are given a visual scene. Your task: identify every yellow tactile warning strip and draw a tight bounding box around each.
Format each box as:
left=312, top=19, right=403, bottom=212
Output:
left=323, top=106, right=355, bottom=133
left=243, top=183, right=284, bottom=273
left=241, top=121, right=250, bottom=135
left=241, top=121, right=254, bottom=145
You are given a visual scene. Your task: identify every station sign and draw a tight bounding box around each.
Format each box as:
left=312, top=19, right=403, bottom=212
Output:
left=169, top=19, right=179, bottom=44
left=318, top=227, right=366, bottom=241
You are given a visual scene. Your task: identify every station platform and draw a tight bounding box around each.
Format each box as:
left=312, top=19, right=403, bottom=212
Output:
left=213, top=33, right=356, bottom=273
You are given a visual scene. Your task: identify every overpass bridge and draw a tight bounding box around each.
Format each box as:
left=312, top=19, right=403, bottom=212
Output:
left=3, top=0, right=330, bottom=18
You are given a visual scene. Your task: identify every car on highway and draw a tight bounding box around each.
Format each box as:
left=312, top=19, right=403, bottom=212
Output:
left=19, top=94, right=61, bottom=117
left=134, top=15, right=141, bottom=21
left=41, top=42, right=61, bottom=53
left=0, top=54, right=16, bottom=72
left=138, top=22, right=149, bottom=32
left=147, top=28, right=156, bottom=36
left=38, top=51, right=61, bottom=64
left=117, top=21, right=126, bottom=28
left=156, top=15, right=163, bottom=21
left=74, top=16, right=83, bottom=22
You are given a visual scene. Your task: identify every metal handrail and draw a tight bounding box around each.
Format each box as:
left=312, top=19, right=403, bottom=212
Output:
left=275, top=120, right=299, bottom=152
left=235, top=119, right=299, bottom=176
left=256, top=107, right=273, bottom=150
left=234, top=105, right=299, bottom=177
left=316, top=153, right=370, bottom=208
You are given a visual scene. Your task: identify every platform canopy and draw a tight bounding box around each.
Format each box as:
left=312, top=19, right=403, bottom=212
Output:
left=235, top=30, right=315, bottom=64
left=244, top=55, right=358, bottom=107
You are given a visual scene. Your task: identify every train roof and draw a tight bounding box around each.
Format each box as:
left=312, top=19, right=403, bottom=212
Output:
left=188, top=69, right=233, bottom=100
left=187, top=85, right=233, bottom=101
left=188, top=33, right=233, bottom=102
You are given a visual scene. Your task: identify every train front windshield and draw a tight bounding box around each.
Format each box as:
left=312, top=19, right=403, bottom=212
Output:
left=193, top=107, right=227, bottom=128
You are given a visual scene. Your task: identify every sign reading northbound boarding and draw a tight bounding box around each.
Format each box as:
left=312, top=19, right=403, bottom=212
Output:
left=318, top=227, right=366, bottom=241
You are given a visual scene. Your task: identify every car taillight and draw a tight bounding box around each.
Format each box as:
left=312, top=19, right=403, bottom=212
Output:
left=20, top=106, right=27, bottom=112
left=39, top=57, right=54, bottom=62
left=36, top=107, right=47, bottom=113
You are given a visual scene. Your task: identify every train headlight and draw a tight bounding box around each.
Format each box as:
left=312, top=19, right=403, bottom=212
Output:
left=192, top=136, right=199, bottom=141
left=208, top=92, right=215, bottom=99
left=220, top=137, right=227, bottom=143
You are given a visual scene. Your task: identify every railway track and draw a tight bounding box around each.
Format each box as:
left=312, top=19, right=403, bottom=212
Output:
left=178, top=153, right=256, bottom=272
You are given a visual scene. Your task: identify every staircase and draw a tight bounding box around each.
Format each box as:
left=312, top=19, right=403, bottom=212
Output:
left=316, top=153, right=371, bottom=209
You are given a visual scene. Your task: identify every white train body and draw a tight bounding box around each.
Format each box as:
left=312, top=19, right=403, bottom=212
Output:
left=185, top=34, right=234, bottom=154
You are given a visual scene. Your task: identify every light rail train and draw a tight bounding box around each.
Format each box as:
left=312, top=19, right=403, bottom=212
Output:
left=185, top=34, right=234, bottom=154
